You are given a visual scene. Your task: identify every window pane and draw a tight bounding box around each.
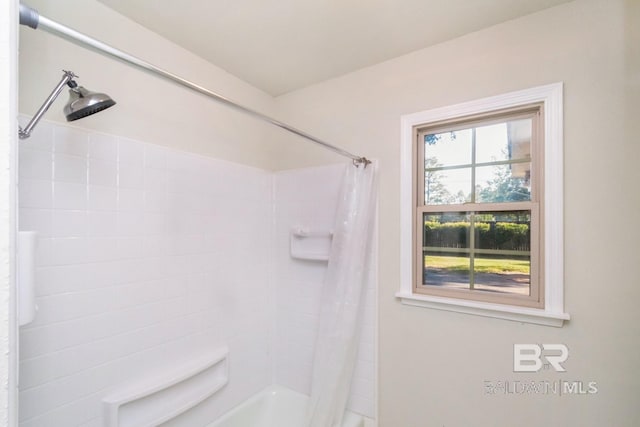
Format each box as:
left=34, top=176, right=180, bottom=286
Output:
left=474, top=211, right=531, bottom=251
left=424, top=168, right=471, bottom=205
left=473, top=254, right=530, bottom=295
left=421, top=211, right=532, bottom=294
left=423, top=251, right=470, bottom=289
left=423, top=212, right=471, bottom=248
left=473, top=211, right=531, bottom=295
left=422, top=212, right=471, bottom=289
left=476, top=119, right=531, bottom=164
left=424, top=128, right=472, bottom=167
left=475, top=163, right=531, bottom=203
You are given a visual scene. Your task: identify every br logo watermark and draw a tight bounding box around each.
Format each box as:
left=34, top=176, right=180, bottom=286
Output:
left=483, top=344, right=598, bottom=396
left=513, top=344, right=568, bottom=372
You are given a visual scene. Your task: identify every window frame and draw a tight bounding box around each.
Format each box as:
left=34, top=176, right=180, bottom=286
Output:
left=414, top=106, right=543, bottom=308
left=398, top=83, right=569, bottom=327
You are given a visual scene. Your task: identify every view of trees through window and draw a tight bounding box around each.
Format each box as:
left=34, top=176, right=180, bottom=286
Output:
left=423, top=120, right=532, bottom=205
left=419, top=118, right=535, bottom=296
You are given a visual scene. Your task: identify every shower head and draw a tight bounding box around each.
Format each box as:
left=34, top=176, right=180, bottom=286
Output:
left=64, top=83, right=116, bottom=122
left=18, top=70, right=116, bottom=139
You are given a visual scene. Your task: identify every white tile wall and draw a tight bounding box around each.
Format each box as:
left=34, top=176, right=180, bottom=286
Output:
left=18, top=121, right=274, bottom=426
left=18, top=120, right=377, bottom=426
left=274, top=164, right=377, bottom=419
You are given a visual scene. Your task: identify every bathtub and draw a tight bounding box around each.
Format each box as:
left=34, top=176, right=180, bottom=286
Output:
left=207, top=385, right=365, bottom=427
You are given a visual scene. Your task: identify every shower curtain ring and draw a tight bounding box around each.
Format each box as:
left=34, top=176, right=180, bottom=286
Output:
left=353, top=157, right=371, bottom=168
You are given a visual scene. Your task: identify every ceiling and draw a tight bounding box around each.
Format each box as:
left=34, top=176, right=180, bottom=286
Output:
left=97, top=0, right=572, bottom=96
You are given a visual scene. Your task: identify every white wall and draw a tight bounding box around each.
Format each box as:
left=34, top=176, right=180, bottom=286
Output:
left=19, top=0, right=285, bottom=171
left=0, top=0, right=19, bottom=425
left=274, top=0, right=640, bottom=425
left=17, top=120, right=273, bottom=426
left=274, top=164, right=376, bottom=419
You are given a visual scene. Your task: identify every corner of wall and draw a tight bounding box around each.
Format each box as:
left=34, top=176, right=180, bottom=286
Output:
left=0, top=0, right=19, bottom=425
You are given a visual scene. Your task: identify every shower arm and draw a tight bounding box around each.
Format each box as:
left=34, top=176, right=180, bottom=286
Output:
left=18, top=3, right=371, bottom=167
left=18, top=70, right=76, bottom=139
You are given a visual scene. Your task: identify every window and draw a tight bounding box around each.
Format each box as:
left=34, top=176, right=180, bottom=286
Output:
left=416, top=107, right=542, bottom=308
left=398, top=84, right=569, bottom=327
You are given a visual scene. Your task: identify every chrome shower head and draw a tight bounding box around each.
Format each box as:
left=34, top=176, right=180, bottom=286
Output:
left=19, top=70, right=116, bottom=139
left=64, top=82, right=116, bottom=122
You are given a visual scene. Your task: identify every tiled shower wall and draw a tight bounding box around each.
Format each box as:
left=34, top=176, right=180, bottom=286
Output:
left=17, top=120, right=273, bottom=426
left=17, top=120, right=376, bottom=426
left=274, top=165, right=377, bottom=419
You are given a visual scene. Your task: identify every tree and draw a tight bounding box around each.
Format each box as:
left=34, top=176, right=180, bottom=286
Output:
left=477, top=164, right=530, bottom=203
left=424, top=157, right=451, bottom=204
left=423, top=132, right=461, bottom=204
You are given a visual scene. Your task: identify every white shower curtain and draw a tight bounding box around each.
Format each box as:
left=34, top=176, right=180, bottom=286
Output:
left=306, top=162, right=377, bottom=427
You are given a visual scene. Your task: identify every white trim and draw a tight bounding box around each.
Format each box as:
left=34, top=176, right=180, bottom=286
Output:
left=1, top=0, right=19, bottom=425
left=399, top=83, right=569, bottom=326
left=395, top=292, right=569, bottom=327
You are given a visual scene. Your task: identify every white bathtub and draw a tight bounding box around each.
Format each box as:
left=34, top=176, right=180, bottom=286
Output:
left=207, top=385, right=365, bottom=427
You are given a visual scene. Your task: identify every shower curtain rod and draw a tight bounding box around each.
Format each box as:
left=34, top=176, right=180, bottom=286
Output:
left=18, top=3, right=371, bottom=167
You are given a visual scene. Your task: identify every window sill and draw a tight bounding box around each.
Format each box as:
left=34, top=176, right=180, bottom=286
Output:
left=395, top=292, right=569, bottom=327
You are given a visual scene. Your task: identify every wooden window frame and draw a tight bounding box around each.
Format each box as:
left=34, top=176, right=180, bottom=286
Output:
left=397, top=83, right=569, bottom=327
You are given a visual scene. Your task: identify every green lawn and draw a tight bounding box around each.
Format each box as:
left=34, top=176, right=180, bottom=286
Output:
left=425, top=255, right=529, bottom=274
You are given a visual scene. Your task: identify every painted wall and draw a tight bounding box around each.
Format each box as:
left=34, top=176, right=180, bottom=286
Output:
left=274, top=0, right=640, bottom=425
left=18, top=0, right=285, bottom=171
left=17, top=120, right=273, bottom=426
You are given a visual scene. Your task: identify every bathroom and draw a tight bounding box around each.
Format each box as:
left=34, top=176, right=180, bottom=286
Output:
left=1, top=0, right=639, bottom=426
